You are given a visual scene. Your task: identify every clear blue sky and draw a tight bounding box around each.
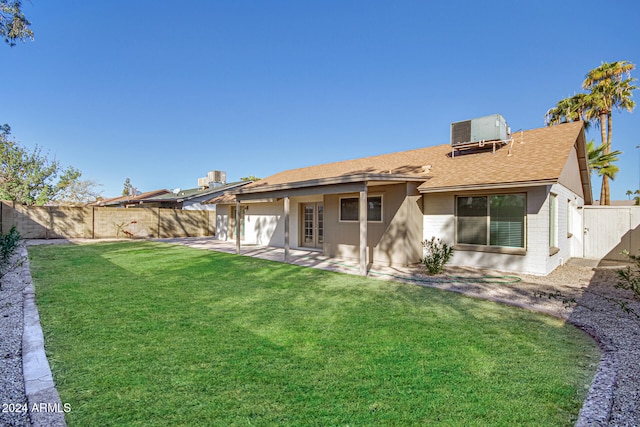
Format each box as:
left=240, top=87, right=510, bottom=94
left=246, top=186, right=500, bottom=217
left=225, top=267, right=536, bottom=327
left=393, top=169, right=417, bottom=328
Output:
left=3, top=1, right=639, bottom=200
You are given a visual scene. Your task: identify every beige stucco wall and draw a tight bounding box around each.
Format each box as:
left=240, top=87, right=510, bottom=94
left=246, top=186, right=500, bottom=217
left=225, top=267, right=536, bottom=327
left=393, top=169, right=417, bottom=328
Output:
left=324, top=183, right=423, bottom=266
left=215, top=184, right=424, bottom=267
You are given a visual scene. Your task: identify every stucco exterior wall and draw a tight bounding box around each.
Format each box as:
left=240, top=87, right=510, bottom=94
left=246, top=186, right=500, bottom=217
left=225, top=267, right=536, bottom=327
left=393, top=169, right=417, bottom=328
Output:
left=216, top=201, right=285, bottom=246
left=422, top=184, right=584, bottom=276
left=324, top=183, right=423, bottom=266
left=215, top=184, right=423, bottom=267
left=246, top=202, right=285, bottom=246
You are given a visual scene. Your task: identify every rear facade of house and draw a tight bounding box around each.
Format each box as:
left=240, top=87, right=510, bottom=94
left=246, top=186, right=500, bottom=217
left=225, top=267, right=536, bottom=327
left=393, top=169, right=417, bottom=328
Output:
left=213, top=120, right=591, bottom=276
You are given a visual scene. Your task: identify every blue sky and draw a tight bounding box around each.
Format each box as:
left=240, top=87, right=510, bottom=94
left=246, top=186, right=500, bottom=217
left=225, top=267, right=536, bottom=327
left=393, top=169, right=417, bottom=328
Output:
left=3, top=1, right=639, bottom=200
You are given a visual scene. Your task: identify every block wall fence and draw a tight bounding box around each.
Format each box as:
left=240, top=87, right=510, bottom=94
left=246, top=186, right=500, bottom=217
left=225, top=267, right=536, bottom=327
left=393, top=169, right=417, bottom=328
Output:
left=0, top=201, right=215, bottom=239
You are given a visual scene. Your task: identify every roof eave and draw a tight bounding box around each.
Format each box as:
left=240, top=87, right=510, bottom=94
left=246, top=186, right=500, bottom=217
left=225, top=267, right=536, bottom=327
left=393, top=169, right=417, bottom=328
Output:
left=235, top=173, right=429, bottom=195
left=419, top=179, right=558, bottom=194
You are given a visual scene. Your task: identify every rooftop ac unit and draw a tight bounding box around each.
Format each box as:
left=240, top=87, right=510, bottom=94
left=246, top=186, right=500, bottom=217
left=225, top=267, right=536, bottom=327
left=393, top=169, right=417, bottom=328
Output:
left=207, top=170, right=226, bottom=184
left=197, top=177, right=209, bottom=188
left=451, top=114, right=509, bottom=147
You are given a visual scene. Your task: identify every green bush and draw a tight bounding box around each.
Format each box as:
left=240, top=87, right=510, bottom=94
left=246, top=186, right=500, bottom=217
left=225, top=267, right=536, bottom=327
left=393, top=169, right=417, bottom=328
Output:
left=420, top=237, right=454, bottom=275
left=0, top=226, right=22, bottom=287
left=618, top=250, right=640, bottom=299
left=0, top=226, right=21, bottom=263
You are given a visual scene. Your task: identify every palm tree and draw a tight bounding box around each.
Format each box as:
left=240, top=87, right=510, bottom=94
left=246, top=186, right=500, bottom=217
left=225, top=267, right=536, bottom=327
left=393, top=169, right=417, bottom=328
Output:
left=582, top=61, right=637, bottom=205
left=587, top=140, right=622, bottom=204
left=544, top=93, right=591, bottom=129
left=627, top=190, right=634, bottom=200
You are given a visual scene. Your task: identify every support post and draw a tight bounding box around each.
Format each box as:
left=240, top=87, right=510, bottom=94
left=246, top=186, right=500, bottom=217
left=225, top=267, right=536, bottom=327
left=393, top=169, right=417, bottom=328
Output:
left=235, top=199, right=241, bottom=254
left=284, top=196, right=290, bottom=262
left=359, top=185, right=368, bottom=276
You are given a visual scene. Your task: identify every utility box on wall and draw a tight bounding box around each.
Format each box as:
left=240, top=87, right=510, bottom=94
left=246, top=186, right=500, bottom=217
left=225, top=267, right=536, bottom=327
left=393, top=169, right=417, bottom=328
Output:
left=451, top=114, right=509, bottom=146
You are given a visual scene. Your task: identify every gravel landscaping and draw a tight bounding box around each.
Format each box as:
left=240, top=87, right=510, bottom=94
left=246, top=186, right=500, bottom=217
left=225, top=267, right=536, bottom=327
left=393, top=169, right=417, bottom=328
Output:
left=0, top=244, right=30, bottom=427
left=1, top=239, right=639, bottom=426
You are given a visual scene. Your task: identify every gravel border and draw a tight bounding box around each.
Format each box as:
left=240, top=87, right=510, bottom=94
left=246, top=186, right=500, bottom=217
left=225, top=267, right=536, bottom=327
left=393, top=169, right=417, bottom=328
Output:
left=0, top=245, right=30, bottom=426
left=0, top=243, right=66, bottom=427
left=1, top=238, right=639, bottom=426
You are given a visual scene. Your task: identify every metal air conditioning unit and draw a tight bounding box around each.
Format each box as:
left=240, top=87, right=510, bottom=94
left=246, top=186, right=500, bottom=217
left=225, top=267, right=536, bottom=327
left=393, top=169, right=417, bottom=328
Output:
left=450, top=114, right=511, bottom=156
left=451, top=114, right=509, bottom=146
left=207, top=170, right=226, bottom=185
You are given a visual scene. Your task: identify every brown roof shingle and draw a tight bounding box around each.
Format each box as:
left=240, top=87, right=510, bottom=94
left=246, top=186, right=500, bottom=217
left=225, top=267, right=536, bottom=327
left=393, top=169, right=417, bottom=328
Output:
left=238, top=121, right=586, bottom=195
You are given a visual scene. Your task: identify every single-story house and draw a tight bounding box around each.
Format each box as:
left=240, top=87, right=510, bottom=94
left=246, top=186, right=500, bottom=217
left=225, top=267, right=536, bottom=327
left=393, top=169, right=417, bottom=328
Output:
left=140, top=181, right=251, bottom=210
left=212, top=120, right=591, bottom=276
left=94, top=189, right=171, bottom=208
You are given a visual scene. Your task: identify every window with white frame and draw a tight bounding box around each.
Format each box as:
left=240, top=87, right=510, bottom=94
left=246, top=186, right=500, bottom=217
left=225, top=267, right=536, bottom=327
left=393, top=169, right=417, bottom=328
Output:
left=549, top=193, right=558, bottom=250
left=456, top=194, right=526, bottom=248
left=566, top=199, right=572, bottom=237
left=340, top=195, right=383, bottom=222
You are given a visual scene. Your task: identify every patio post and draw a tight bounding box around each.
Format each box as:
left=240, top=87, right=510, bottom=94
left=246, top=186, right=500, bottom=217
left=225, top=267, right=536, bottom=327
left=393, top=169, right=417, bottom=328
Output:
left=359, top=185, right=368, bottom=276
left=235, top=199, right=240, bottom=254
left=284, top=196, right=290, bottom=262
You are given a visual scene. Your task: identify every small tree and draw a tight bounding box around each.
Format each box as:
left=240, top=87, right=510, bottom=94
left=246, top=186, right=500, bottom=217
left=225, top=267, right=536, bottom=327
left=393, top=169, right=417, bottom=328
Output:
left=0, top=125, right=84, bottom=205
left=122, top=178, right=133, bottom=196
left=420, top=237, right=454, bottom=275
left=0, top=226, right=21, bottom=288
left=618, top=250, right=640, bottom=300
left=53, top=179, right=103, bottom=205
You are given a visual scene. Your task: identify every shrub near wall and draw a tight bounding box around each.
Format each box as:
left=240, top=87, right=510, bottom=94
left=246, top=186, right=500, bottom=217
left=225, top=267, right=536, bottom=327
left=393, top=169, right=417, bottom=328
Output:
left=0, top=202, right=215, bottom=239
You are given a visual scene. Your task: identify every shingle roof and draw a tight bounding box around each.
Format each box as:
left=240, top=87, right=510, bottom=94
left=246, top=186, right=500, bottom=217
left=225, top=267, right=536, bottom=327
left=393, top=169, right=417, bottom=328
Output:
left=237, top=121, right=587, bottom=195
left=95, top=189, right=170, bottom=206
left=143, top=181, right=249, bottom=202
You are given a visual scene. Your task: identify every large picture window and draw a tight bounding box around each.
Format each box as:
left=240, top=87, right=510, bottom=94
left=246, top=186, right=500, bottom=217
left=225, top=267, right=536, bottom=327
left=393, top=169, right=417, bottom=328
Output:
left=340, top=196, right=383, bottom=222
left=456, top=194, right=526, bottom=248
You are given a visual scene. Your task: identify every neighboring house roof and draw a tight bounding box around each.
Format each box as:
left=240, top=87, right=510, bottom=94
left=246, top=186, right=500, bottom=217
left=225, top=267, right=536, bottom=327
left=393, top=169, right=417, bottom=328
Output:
left=206, top=193, right=238, bottom=205
left=143, top=181, right=250, bottom=203
left=233, top=121, right=591, bottom=203
left=94, top=189, right=171, bottom=207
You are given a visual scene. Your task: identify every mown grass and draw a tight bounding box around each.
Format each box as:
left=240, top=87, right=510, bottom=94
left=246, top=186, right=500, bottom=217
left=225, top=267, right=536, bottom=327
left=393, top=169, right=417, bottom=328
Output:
left=29, top=241, right=599, bottom=426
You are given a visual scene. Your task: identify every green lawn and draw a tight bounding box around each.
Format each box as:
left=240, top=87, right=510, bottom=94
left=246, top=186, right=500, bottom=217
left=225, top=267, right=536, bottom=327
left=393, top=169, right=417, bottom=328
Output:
left=29, top=241, right=599, bottom=426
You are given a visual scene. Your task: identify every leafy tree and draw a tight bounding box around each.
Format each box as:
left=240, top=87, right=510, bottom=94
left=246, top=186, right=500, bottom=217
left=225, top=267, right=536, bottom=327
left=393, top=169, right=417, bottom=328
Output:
left=0, top=0, right=33, bottom=46
left=546, top=61, right=637, bottom=205
left=240, top=175, right=261, bottom=181
left=0, top=125, right=83, bottom=205
left=122, top=177, right=133, bottom=196
left=53, top=179, right=103, bottom=205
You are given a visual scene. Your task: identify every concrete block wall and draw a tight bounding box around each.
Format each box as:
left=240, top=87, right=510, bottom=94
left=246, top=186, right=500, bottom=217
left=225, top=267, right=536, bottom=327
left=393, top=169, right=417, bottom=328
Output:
left=0, top=201, right=215, bottom=239
left=158, top=209, right=214, bottom=238
left=93, top=207, right=160, bottom=238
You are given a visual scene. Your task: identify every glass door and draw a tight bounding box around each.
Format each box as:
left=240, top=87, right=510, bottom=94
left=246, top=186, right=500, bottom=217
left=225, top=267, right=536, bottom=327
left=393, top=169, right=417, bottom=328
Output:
left=301, top=203, right=323, bottom=248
